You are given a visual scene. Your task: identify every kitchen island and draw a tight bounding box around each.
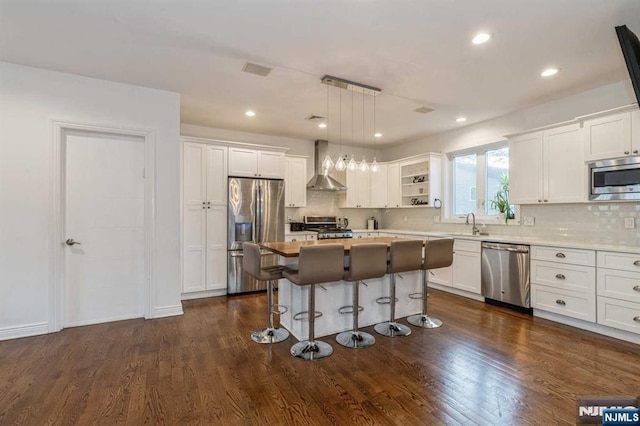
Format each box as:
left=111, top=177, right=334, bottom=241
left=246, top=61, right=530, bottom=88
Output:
left=261, top=237, right=423, bottom=340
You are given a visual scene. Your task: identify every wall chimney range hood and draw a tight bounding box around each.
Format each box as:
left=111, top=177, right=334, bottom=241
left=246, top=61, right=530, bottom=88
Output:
left=306, top=140, right=347, bottom=191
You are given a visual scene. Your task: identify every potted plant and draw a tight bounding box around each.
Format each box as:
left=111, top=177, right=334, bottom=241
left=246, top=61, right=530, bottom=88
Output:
left=490, top=173, right=513, bottom=223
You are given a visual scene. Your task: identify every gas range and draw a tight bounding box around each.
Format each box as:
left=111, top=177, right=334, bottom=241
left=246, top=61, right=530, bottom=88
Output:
left=303, top=216, right=353, bottom=240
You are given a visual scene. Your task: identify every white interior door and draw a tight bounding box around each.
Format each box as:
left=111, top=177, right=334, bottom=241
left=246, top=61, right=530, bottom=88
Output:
left=64, top=131, right=146, bottom=327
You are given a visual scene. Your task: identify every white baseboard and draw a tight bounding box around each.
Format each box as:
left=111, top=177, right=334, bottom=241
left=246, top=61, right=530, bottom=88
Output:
left=429, top=283, right=485, bottom=302
left=534, top=310, right=640, bottom=345
left=180, top=289, right=226, bottom=300
left=152, top=304, right=184, bottom=318
left=0, top=322, right=49, bottom=341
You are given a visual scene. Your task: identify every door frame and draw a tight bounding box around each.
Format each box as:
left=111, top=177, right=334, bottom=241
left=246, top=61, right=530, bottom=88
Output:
left=50, top=120, right=156, bottom=332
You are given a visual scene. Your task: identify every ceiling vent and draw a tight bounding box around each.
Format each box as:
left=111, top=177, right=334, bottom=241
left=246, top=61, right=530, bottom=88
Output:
left=241, top=62, right=272, bottom=77
left=413, top=106, right=435, bottom=114
left=305, top=114, right=326, bottom=122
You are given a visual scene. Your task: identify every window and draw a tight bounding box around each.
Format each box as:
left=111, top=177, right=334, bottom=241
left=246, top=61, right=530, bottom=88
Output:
left=448, top=144, right=510, bottom=221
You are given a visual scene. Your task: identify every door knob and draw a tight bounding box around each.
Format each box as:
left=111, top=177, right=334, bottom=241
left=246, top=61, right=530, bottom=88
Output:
left=65, top=238, right=81, bottom=246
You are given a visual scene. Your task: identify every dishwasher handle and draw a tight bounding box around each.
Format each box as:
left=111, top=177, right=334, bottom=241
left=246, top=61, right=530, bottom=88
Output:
left=482, top=242, right=530, bottom=253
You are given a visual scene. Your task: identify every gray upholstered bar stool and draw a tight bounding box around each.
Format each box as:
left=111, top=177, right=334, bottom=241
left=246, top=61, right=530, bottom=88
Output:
left=336, top=243, right=388, bottom=349
left=243, top=242, right=290, bottom=344
left=283, top=244, right=345, bottom=361
left=407, top=238, right=454, bottom=329
left=374, top=240, right=423, bottom=337
left=374, top=239, right=423, bottom=338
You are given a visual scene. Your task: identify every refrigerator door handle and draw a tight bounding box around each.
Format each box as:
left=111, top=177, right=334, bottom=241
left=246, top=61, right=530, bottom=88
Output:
left=255, top=183, right=262, bottom=242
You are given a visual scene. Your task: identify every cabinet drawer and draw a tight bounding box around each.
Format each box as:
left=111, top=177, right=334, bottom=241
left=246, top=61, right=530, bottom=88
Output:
left=596, top=268, right=640, bottom=302
left=597, top=251, right=640, bottom=273
left=454, top=239, right=481, bottom=253
left=530, top=260, right=595, bottom=293
left=531, top=284, right=596, bottom=322
left=285, top=235, right=304, bottom=242
left=597, top=296, right=640, bottom=335
left=531, top=246, right=595, bottom=266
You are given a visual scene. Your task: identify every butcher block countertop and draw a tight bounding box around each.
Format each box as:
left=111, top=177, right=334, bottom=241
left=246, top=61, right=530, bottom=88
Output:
left=260, top=236, right=411, bottom=257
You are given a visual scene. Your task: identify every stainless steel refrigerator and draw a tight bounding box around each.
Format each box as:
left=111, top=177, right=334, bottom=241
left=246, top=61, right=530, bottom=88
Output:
left=227, top=177, right=285, bottom=294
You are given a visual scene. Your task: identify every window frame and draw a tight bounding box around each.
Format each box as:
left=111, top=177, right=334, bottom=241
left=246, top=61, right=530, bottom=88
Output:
left=443, top=141, right=519, bottom=225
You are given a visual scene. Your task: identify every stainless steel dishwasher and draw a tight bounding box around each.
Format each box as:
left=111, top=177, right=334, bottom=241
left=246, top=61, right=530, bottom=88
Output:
left=481, top=242, right=531, bottom=309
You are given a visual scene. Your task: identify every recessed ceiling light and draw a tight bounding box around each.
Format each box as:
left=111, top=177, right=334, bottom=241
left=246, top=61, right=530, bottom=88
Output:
left=245, top=110, right=256, bottom=117
left=374, top=133, right=382, bottom=138
left=472, top=33, right=491, bottom=45
left=318, top=123, right=327, bottom=128
left=456, top=117, right=467, bottom=123
left=541, top=67, right=559, bottom=77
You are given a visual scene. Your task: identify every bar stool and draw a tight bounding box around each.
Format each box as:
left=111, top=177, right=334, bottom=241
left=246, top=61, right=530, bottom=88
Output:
left=283, top=244, right=345, bottom=361
left=243, top=242, right=290, bottom=344
left=407, top=238, right=454, bottom=329
left=336, top=243, right=388, bottom=349
left=374, top=239, right=423, bottom=338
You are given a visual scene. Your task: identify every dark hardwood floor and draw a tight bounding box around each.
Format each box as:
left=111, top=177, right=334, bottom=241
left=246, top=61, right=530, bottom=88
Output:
left=1, top=289, right=639, bottom=425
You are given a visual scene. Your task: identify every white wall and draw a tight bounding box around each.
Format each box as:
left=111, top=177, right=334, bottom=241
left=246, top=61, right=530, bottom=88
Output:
left=0, top=62, right=182, bottom=340
left=382, top=80, right=638, bottom=160
left=378, top=79, right=640, bottom=246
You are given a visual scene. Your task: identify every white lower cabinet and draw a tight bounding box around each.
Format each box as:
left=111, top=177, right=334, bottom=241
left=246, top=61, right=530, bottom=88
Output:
left=530, top=245, right=596, bottom=322
left=596, top=251, right=640, bottom=335
left=452, top=239, right=481, bottom=294
left=531, top=286, right=596, bottom=322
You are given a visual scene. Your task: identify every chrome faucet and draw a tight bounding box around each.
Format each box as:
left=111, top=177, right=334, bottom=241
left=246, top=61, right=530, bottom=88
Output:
left=465, top=212, right=480, bottom=236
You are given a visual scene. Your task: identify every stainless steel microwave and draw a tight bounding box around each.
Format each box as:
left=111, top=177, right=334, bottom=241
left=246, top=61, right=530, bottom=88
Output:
left=589, top=156, right=640, bottom=201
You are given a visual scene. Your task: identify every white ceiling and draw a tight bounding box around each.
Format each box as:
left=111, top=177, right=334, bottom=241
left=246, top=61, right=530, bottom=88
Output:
left=2, top=0, right=640, bottom=148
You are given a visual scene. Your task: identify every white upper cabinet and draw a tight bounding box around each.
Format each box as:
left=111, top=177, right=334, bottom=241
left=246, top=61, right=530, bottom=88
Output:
left=344, top=168, right=371, bottom=208
left=509, top=131, right=544, bottom=205
left=284, top=156, right=307, bottom=207
left=510, top=123, right=585, bottom=204
left=583, top=110, right=638, bottom=161
left=387, top=162, right=401, bottom=208
left=369, top=163, right=388, bottom=208
left=228, top=147, right=285, bottom=179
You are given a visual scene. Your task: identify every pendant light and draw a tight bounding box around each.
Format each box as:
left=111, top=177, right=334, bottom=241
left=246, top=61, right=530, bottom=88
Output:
left=347, top=90, right=357, bottom=171
left=370, top=95, right=379, bottom=173
left=359, top=92, right=369, bottom=172
left=335, top=87, right=347, bottom=171
left=321, top=82, right=334, bottom=171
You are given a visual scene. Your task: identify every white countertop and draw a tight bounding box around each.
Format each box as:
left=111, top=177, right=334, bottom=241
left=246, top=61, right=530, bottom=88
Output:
left=351, top=228, right=640, bottom=254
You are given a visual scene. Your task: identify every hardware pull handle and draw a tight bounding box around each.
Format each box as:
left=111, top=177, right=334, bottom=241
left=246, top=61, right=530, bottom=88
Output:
left=65, top=238, right=81, bottom=246
left=633, top=260, right=640, bottom=266
left=633, top=285, right=640, bottom=292
left=555, top=299, right=566, bottom=306
left=555, top=273, right=566, bottom=280
left=555, top=253, right=566, bottom=258
left=634, top=316, right=640, bottom=323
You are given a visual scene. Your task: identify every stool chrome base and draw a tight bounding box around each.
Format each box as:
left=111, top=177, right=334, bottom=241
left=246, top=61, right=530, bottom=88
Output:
left=290, top=340, right=333, bottom=361
left=374, top=321, right=412, bottom=337
left=251, top=327, right=290, bottom=344
left=407, top=314, right=443, bottom=329
left=336, top=331, right=375, bottom=349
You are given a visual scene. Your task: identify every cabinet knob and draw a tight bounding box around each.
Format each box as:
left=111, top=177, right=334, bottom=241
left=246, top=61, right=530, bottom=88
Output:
left=555, top=273, right=566, bottom=280
left=555, top=299, right=566, bottom=306
left=543, top=199, right=548, bottom=202
left=538, top=199, right=542, bottom=203
left=624, top=151, right=630, bottom=155
left=633, top=285, right=640, bottom=292
left=634, top=316, right=640, bottom=323
left=202, top=202, right=206, bottom=205
left=555, top=253, right=566, bottom=258
left=634, top=150, right=639, bottom=154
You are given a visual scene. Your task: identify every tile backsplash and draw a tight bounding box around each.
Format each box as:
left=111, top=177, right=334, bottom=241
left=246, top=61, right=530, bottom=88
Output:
left=286, top=190, right=640, bottom=246
left=382, top=202, right=640, bottom=247
left=285, top=191, right=381, bottom=229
